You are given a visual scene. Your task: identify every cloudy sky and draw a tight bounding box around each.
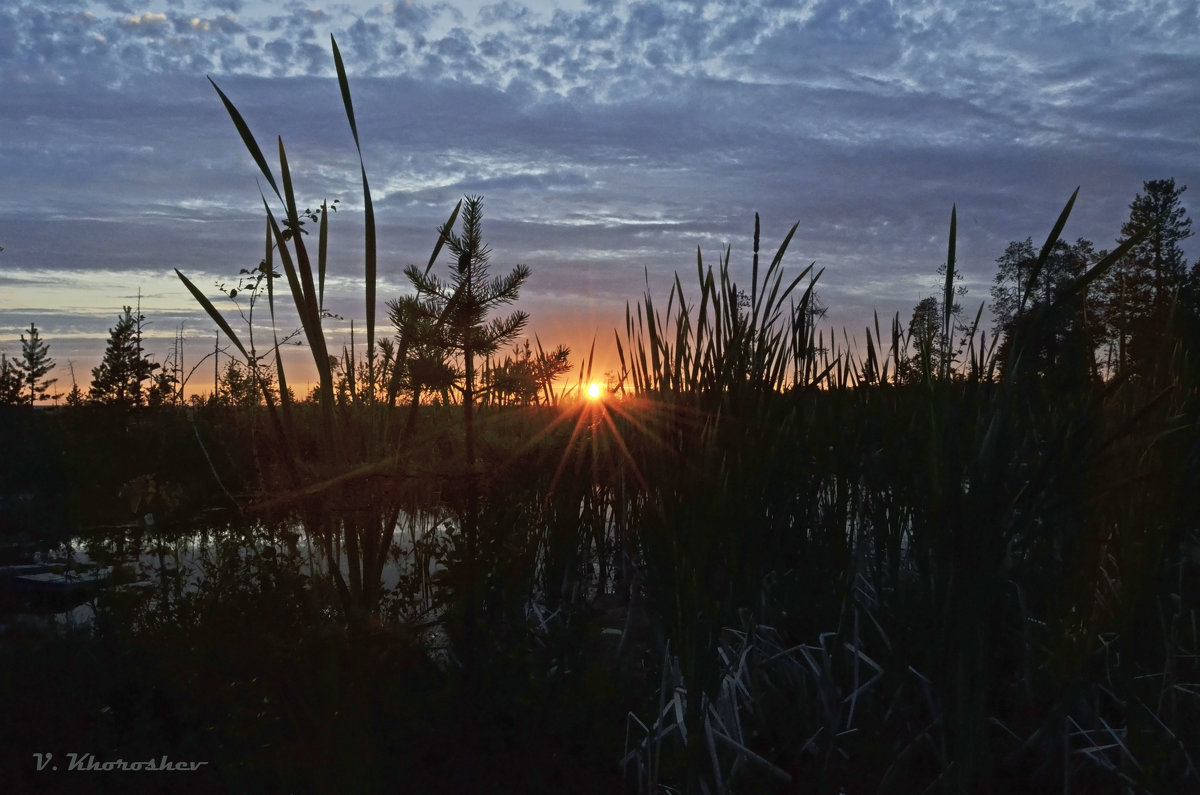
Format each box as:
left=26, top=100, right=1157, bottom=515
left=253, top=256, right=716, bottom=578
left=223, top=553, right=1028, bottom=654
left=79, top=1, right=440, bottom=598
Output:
left=2, top=0, right=1198, bottom=395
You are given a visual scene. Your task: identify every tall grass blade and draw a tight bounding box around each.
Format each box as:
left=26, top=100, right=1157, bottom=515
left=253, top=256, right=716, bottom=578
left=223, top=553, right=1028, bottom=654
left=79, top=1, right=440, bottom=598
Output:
left=332, top=35, right=378, bottom=389
left=318, top=200, right=329, bottom=311
left=942, top=204, right=957, bottom=379
left=1052, top=225, right=1149, bottom=313
left=1021, top=187, right=1079, bottom=314
left=751, top=212, right=760, bottom=312
left=277, top=137, right=302, bottom=237
left=207, top=77, right=281, bottom=201
left=274, top=145, right=329, bottom=382
left=264, top=201, right=334, bottom=405
left=264, top=218, right=291, bottom=410
left=175, top=269, right=251, bottom=363
left=425, top=200, right=462, bottom=276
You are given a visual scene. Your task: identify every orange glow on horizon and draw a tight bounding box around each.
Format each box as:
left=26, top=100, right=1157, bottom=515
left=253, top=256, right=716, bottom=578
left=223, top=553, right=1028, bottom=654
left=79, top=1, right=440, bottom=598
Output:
left=586, top=382, right=602, bottom=400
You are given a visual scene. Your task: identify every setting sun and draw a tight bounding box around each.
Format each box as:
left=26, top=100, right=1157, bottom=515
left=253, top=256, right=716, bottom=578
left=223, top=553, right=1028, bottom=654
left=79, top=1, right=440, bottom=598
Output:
left=587, top=382, right=602, bottom=399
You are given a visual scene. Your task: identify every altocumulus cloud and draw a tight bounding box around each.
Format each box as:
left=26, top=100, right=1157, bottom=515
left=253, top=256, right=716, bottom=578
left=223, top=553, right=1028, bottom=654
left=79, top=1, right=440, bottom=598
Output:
left=0, top=0, right=1197, bottom=382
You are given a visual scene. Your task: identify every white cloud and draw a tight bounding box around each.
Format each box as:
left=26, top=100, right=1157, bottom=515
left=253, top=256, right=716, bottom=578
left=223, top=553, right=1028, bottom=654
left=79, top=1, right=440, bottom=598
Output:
left=124, top=11, right=168, bottom=27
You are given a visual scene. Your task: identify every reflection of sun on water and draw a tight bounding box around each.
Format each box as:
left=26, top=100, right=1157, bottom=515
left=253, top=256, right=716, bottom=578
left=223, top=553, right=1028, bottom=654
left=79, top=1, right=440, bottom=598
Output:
left=587, top=382, right=602, bottom=399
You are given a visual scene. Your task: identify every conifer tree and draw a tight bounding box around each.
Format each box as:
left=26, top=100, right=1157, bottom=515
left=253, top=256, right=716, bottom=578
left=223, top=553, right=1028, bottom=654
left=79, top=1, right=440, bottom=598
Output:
left=386, top=294, right=459, bottom=431
left=19, top=323, right=56, bottom=405
left=401, top=195, right=530, bottom=655
left=89, top=306, right=160, bottom=406
left=0, top=354, right=23, bottom=405
left=65, top=361, right=85, bottom=407
left=1102, top=178, right=1193, bottom=379
left=403, top=195, right=530, bottom=458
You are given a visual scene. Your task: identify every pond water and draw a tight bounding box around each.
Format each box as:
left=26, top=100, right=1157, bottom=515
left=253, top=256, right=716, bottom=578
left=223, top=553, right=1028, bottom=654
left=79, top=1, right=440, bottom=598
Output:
left=0, top=509, right=455, bottom=632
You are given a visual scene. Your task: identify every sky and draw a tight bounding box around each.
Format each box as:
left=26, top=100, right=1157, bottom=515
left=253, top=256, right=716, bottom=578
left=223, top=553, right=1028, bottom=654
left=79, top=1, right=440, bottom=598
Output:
left=2, top=0, right=1199, bottom=397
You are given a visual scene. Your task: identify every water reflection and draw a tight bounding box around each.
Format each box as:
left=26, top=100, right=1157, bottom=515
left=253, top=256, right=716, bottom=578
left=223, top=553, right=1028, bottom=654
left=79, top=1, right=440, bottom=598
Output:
left=1, top=510, right=455, bottom=631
